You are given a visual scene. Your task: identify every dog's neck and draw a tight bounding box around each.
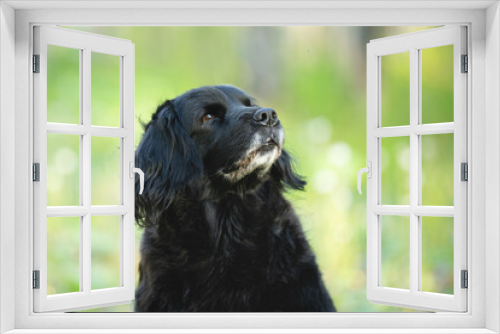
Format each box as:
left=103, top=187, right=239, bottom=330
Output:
left=162, top=179, right=285, bottom=245
left=200, top=171, right=275, bottom=200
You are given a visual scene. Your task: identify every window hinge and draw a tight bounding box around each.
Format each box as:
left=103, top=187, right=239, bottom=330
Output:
left=461, top=162, right=468, bottom=181
left=461, top=54, right=468, bottom=73
left=33, top=163, right=40, bottom=182
left=33, top=54, right=40, bottom=73
left=461, top=270, right=468, bottom=289
left=33, top=270, right=40, bottom=289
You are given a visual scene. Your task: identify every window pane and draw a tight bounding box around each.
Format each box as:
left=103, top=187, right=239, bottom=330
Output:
left=421, top=134, right=454, bottom=206
left=47, top=45, right=80, bottom=124
left=91, top=137, right=121, bottom=205
left=381, top=136, right=410, bottom=205
left=381, top=215, right=410, bottom=290
left=91, top=215, right=121, bottom=290
left=421, top=45, right=454, bottom=124
left=91, top=52, right=121, bottom=127
left=421, top=217, right=454, bottom=294
left=47, top=217, right=80, bottom=295
left=47, top=134, right=80, bottom=206
left=381, top=52, right=410, bottom=127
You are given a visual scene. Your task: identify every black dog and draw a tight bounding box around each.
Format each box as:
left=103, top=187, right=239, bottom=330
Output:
left=134, top=85, right=335, bottom=312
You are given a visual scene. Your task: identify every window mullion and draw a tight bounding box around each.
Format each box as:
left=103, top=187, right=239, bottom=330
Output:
left=81, top=47, right=92, bottom=294
left=409, top=47, right=420, bottom=294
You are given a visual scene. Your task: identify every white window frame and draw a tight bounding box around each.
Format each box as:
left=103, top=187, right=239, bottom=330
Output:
left=366, top=26, right=468, bottom=312
left=0, top=1, right=499, bottom=333
left=33, top=25, right=136, bottom=313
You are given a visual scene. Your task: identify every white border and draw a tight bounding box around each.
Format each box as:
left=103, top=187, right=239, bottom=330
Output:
left=0, top=1, right=496, bottom=333
left=0, top=2, right=17, bottom=334
left=485, top=3, right=500, bottom=333
left=2, top=1, right=498, bottom=10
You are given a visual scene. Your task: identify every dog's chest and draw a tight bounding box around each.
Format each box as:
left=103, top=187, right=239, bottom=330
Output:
left=157, top=196, right=301, bottom=302
left=140, top=194, right=309, bottom=311
left=191, top=200, right=283, bottom=280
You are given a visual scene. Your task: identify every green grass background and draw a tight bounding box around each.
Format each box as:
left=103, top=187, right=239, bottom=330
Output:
left=45, top=26, right=455, bottom=312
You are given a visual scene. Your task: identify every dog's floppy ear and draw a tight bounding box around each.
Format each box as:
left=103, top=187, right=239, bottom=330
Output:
left=270, top=149, right=306, bottom=191
left=135, top=100, right=203, bottom=227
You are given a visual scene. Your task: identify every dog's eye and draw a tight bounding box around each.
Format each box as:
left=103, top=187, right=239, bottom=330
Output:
left=202, top=103, right=226, bottom=123
left=243, top=98, right=252, bottom=107
left=202, top=113, right=215, bottom=122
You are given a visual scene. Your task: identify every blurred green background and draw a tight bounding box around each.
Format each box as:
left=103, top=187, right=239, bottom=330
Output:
left=45, top=26, right=455, bottom=312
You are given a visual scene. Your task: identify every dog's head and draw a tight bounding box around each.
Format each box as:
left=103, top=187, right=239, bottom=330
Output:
left=135, top=85, right=305, bottom=223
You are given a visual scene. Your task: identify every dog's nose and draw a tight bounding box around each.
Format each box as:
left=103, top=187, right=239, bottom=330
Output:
left=253, top=108, right=279, bottom=127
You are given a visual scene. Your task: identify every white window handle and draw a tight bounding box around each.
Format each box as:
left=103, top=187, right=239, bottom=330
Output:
left=357, top=162, right=372, bottom=195
left=129, top=162, right=144, bottom=195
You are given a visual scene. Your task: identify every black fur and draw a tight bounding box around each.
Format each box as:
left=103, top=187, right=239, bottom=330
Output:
left=135, top=85, right=335, bottom=312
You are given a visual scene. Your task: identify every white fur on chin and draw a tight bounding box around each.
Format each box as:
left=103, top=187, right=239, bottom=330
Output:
left=222, top=135, right=281, bottom=182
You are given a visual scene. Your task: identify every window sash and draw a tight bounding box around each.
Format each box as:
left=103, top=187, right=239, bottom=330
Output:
left=33, top=25, right=136, bottom=313
left=366, top=26, right=468, bottom=312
